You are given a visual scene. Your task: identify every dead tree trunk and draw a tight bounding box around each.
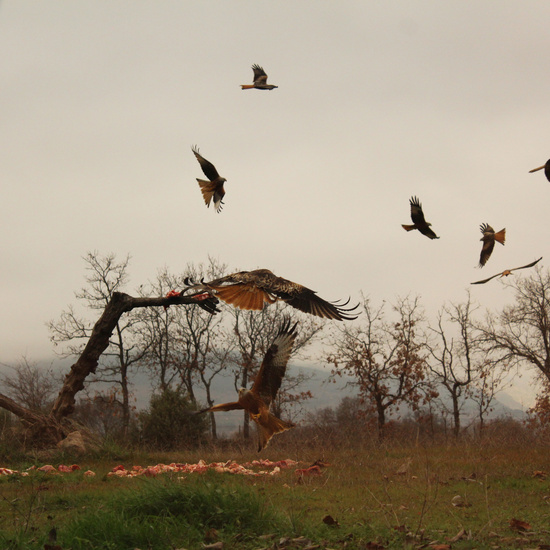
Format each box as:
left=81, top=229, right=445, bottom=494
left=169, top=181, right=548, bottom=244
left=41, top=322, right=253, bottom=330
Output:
left=0, top=291, right=218, bottom=445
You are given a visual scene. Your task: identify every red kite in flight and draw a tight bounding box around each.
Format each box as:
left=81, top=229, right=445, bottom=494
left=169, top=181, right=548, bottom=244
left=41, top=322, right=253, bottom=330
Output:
left=478, top=223, right=506, bottom=267
left=198, top=319, right=297, bottom=451
left=402, top=196, right=439, bottom=239
left=471, top=257, right=542, bottom=285
left=192, top=146, right=226, bottom=212
left=241, top=64, right=278, bottom=90
left=529, top=160, right=550, bottom=182
left=184, top=269, right=359, bottom=321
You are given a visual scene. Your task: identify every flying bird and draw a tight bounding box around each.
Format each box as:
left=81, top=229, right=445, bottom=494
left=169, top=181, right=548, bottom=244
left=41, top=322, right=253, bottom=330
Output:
left=241, top=64, right=278, bottom=90
left=197, top=319, right=297, bottom=451
left=478, top=223, right=506, bottom=267
left=401, top=196, right=439, bottom=239
left=529, top=159, right=550, bottom=182
left=183, top=268, right=359, bottom=321
left=471, top=257, right=542, bottom=285
left=192, top=146, right=226, bottom=212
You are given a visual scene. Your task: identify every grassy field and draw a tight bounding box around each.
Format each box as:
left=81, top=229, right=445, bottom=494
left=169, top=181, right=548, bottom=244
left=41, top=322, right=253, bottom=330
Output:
left=1, top=439, right=550, bottom=550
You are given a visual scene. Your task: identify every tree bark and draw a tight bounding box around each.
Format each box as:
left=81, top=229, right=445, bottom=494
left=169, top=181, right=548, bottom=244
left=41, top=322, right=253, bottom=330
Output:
left=0, top=393, right=44, bottom=425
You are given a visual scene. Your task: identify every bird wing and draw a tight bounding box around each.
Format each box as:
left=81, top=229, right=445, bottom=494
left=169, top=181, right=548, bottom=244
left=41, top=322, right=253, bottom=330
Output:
left=409, top=196, right=439, bottom=239
left=479, top=223, right=494, bottom=236
left=206, top=282, right=276, bottom=311
left=251, top=318, right=298, bottom=406
left=479, top=239, right=495, bottom=267
left=470, top=272, right=502, bottom=285
left=284, top=289, right=359, bottom=320
left=509, top=257, right=543, bottom=272
left=478, top=223, right=495, bottom=267
left=202, top=270, right=277, bottom=310
left=192, top=146, right=221, bottom=182
left=418, top=225, right=439, bottom=239
left=409, top=196, right=427, bottom=226
left=255, top=271, right=360, bottom=320
left=251, top=64, right=268, bottom=84
left=197, top=401, right=243, bottom=414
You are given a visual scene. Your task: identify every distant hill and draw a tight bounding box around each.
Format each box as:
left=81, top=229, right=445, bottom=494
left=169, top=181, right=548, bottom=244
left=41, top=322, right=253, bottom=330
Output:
left=0, top=358, right=527, bottom=436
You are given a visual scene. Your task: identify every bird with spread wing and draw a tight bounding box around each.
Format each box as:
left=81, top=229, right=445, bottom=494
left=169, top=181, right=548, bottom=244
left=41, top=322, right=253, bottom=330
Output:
left=401, top=196, right=439, bottom=239
left=529, top=159, right=550, bottom=182
left=197, top=319, right=297, bottom=451
left=183, top=268, right=359, bottom=321
left=471, top=257, right=542, bottom=285
left=478, top=223, right=506, bottom=267
left=192, top=146, right=226, bottom=212
left=241, top=64, right=278, bottom=90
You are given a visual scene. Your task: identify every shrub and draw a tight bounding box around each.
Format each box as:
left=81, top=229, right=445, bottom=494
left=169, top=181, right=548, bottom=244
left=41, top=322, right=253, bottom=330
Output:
left=138, top=388, right=209, bottom=450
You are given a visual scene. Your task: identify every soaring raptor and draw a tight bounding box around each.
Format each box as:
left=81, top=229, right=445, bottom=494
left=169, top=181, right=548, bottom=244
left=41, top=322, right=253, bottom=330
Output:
left=478, top=223, right=506, bottom=267
left=471, top=257, right=542, bottom=285
left=192, top=146, right=226, bottom=213
left=184, top=269, right=359, bottom=321
left=197, top=319, right=297, bottom=451
left=402, top=196, right=439, bottom=240
left=241, top=64, right=278, bottom=90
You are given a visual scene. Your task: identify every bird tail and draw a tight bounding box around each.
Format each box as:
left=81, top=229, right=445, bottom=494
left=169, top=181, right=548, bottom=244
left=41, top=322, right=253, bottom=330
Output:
left=401, top=224, right=416, bottom=232
left=494, top=229, right=506, bottom=245
left=241, top=84, right=255, bottom=89
left=256, top=413, right=295, bottom=452
left=196, top=179, right=216, bottom=207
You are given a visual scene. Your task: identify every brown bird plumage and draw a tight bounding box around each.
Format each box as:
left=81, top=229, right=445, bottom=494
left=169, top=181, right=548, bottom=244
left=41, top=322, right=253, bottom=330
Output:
left=198, top=319, right=297, bottom=451
left=192, top=146, right=226, bottom=212
left=185, top=268, right=359, bottom=321
left=478, top=223, right=506, bottom=267
left=471, top=257, right=542, bottom=285
left=401, top=196, right=439, bottom=239
left=241, top=64, right=278, bottom=90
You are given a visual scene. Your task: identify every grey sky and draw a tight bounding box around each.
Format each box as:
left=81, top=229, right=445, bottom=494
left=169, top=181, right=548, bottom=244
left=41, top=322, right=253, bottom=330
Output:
left=1, top=2, right=549, bottom=405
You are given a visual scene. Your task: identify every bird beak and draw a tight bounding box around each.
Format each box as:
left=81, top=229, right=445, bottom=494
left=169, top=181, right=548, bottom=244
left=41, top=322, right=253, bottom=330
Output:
left=529, top=165, right=546, bottom=173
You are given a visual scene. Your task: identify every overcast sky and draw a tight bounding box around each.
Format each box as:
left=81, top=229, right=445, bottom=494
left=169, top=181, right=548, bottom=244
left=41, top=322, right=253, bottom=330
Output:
left=2, top=2, right=549, bottom=405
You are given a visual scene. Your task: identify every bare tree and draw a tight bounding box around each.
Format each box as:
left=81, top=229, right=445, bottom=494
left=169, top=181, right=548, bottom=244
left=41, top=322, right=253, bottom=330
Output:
left=426, top=296, right=480, bottom=438
left=48, top=252, right=146, bottom=436
left=325, top=295, right=434, bottom=440
left=135, top=259, right=233, bottom=439
left=136, top=260, right=227, bottom=391
left=477, top=266, right=550, bottom=384
left=467, top=358, right=508, bottom=436
left=0, top=357, right=60, bottom=413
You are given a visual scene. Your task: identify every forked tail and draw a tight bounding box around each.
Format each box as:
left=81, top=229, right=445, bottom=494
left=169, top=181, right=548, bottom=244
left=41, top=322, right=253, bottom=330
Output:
left=256, top=412, right=295, bottom=452
left=494, top=228, right=506, bottom=245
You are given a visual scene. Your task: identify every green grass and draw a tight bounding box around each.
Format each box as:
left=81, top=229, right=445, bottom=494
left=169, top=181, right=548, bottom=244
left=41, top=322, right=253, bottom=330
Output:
left=60, top=473, right=282, bottom=549
left=1, top=442, right=550, bottom=549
